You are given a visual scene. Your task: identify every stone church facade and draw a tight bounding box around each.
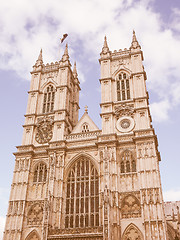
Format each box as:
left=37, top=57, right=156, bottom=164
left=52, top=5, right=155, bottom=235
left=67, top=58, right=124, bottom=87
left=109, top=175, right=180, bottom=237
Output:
left=3, top=32, right=180, bottom=240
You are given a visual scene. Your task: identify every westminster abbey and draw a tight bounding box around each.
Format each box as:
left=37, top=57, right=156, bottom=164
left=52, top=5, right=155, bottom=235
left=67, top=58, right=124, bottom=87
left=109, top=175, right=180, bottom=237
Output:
left=3, top=32, right=180, bottom=239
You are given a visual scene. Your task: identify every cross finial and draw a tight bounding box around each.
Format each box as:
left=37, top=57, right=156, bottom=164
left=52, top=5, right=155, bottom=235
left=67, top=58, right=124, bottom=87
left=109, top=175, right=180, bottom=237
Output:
left=85, top=105, right=88, bottom=113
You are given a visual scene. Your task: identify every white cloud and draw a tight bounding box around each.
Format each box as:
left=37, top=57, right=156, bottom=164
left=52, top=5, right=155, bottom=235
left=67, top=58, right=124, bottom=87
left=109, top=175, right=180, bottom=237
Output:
left=163, top=189, right=180, bottom=202
left=0, top=216, right=5, bottom=240
left=150, top=100, right=171, bottom=122
left=170, top=8, right=180, bottom=32
left=0, top=0, right=180, bottom=121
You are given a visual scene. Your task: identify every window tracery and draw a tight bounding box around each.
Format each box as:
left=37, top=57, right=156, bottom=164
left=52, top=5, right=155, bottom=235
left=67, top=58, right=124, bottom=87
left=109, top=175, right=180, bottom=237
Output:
left=117, top=72, right=130, bottom=101
left=33, top=163, right=47, bottom=183
left=120, top=150, right=136, bottom=173
left=65, top=158, right=99, bottom=229
left=42, top=85, right=55, bottom=113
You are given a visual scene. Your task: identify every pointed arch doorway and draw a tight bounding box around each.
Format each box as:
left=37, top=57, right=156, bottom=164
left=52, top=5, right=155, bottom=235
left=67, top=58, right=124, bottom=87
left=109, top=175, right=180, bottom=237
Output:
left=25, top=230, right=40, bottom=240
left=122, top=223, right=144, bottom=240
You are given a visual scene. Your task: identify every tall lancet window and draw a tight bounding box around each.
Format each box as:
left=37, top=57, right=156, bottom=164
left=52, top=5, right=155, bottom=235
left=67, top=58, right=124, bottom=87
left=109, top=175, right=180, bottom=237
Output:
left=42, top=85, right=55, bottom=113
left=120, top=150, right=136, bottom=174
left=65, top=158, right=99, bottom=229
left=33, top=163, right=47, bottom=183
left=117, top=72, right=130, bottom=101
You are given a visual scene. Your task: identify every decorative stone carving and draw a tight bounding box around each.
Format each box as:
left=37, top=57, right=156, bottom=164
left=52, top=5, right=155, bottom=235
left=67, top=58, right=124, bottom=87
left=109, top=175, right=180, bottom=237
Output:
left=116, top=116, right=135, bottom=133
left=49, top=153, right=56, bottom=179
left=48, top=226, right=103, bottom=236
left=27, top=203, right=43, bottom=225
left=115, top=104, right=134, bottom=118
left=142, top=190, right=146, bottom=203
left=43, top=199, right=50, bottom=223
left=115, top=104, right=135, bottom=133
left=8, top=202, right=13, bottom=215
left=121, top=194, right=141, bottom=218
left=35, top=116, right=53, bottom=144
left=103, top=185, right=109, bottom=240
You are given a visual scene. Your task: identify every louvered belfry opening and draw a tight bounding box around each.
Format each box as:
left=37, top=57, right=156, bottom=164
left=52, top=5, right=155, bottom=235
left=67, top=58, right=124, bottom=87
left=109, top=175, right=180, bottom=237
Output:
left=65, top=158, right=99, bottom=229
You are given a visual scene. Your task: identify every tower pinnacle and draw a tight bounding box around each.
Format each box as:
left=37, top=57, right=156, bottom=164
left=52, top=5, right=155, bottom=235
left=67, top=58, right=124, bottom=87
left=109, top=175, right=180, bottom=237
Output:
left=38, top=49, right=43, bottom=61
left=62, top=43, right=69, bottom=61
left=73, top=61, right=78, bottom=78
left=130, top=30, right=141, bottom=50
left=101, top=35, right=110, bottom=54
left=35, top=48, right=43, bottom=66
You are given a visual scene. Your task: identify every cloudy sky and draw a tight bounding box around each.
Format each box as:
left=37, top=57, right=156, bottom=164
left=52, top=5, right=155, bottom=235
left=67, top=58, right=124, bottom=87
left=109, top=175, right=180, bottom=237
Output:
left=0, top=0, right=180, bottom=238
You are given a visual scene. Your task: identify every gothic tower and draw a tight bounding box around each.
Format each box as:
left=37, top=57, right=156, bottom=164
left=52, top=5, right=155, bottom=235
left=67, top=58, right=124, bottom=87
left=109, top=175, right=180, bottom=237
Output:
left=99, top=32, right=168, bottom=239
left=3, top=32, right=169, bottom=240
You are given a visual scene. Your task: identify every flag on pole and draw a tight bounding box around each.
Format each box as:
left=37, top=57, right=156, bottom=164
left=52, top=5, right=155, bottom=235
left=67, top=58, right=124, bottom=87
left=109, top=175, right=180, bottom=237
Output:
left=61, top=33, right=68, bottom=43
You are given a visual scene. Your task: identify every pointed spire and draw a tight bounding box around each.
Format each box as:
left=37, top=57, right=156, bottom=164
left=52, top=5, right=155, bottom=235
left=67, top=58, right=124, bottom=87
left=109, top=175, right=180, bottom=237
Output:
left=101, top=35, right=110, bottom=54
left=62, top=43, right=69, bottom=61
left=132, top=30, right=137, bottom=42
left=38, top=49, right=43, bottom=61
left=103, top=36, right=108, bottom=48
left=64, top=43, right=68, bottom=55
left=35, top=48, right=43, bottom=66
left=73, top=61, right=78, bottom=78
left=130, top=30, right=141, bottom=50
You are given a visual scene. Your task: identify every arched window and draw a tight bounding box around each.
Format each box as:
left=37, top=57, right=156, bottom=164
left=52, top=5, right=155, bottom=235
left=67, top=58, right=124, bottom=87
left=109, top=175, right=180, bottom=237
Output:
left=65, top=158, right=99, bottom=229
left=117, top=72, right=130, bottom=101
left=42, top=85, right=55, bottom=113
left=33, top=163, right=47, bottom=183
left=82, top=123, right=89, bottom=133
left=120, top=150, right=136, bottom=174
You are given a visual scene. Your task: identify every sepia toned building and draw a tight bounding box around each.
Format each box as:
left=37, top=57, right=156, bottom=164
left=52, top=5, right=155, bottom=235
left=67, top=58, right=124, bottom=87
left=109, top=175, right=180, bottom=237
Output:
left=3, top=32, right=180, bottom=240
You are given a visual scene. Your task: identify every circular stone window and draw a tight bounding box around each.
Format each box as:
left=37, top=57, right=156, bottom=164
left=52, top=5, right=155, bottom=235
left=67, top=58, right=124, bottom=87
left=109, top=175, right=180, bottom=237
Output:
left=116, top=116, right=135, bottom=133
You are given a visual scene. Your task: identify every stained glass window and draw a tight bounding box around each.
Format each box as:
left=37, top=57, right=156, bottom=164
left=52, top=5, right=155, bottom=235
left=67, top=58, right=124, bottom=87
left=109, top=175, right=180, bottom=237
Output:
left=42, top=85, right=55, bottom=113
left=117, top=73, right=130, bottom=101
left=33, top=163, right=47, bottom=183
left=65, top=158, right=99, bottom=228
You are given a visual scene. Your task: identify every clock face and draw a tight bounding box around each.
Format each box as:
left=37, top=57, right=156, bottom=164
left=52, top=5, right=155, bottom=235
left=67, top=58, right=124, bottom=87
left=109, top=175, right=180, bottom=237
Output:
left=116, top=116, right=135, bottom=133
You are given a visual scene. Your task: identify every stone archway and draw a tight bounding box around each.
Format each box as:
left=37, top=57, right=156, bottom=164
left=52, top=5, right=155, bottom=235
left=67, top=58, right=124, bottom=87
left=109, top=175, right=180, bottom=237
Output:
left=25, top=230, right=40, bottom=240
left=122, top=223, right=144, bottom=240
